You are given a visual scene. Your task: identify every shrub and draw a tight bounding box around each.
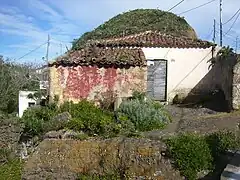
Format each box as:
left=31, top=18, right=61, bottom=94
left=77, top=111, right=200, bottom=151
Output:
left=166, top=133, right=213, bottom=180
left=61, top=100, right=114, bottom=135
left=132, top=91, right=146, bottom=101
left=101, top=115, right=137, bottom=138
left=206, top=131, right=240, bottom=159
left=21, top=103, right=58, bottom=137
left=118, top=98, right=170, bottom=132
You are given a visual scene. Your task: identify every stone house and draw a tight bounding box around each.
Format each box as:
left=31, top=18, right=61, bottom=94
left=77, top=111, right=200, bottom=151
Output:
left=48, top=31, right=240, bottom=110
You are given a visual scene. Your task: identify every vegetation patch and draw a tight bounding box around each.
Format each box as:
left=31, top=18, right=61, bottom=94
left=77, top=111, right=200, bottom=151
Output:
left=166, top=131, right=240, bottom=180
left=118, top=93, right=171, bottom=132
left=72, top=9, right=196, bottom=50
left=77, top=173, right=121, bottom=180
left=0, top=159, right=23, bottom=180
left=22, top=92, right=171, bottom=138
left=21, top=103, right=60, bottom=137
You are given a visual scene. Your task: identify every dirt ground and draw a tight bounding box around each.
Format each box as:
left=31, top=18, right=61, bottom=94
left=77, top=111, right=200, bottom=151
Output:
left=144, top=105, right=240, bottom=140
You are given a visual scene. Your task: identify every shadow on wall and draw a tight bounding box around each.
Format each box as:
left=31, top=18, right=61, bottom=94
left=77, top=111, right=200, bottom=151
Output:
left=174, top=55, right=237, bottom=112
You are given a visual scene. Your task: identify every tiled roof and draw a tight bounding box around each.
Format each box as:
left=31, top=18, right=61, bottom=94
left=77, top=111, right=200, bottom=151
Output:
left=88, top=31, right=214, bottom=49
left=49, top=47, right=146, bottom=67
left=49, top=31, right=215, bottom=67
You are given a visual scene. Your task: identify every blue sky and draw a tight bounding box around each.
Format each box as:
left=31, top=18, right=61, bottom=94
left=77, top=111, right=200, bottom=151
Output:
left=0, top=0, right=240, bottom=64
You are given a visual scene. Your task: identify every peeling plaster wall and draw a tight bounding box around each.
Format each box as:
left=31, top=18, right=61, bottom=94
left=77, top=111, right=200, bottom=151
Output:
left=49, top=66, right=146, bottom=105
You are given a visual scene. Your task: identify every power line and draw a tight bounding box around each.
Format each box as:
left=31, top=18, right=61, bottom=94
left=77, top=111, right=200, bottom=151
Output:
left=178, top=0, right=217, bottom=15
left=17, top=42, right=47, bottom=60
left=223, top=8, right=240, bottom=25
left=224, top=10, right=240, bottom=36
left=168, top=0, right=185, bottom=12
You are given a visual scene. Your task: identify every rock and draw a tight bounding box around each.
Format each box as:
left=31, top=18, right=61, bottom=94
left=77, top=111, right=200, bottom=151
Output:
left=44, top=131, right=63, bottom=139
left=62, top=130, right=82, bottom=139
left=22, top=138, right=182, bottom=180
left=0, top=117, right=23, bottom=157
left=44, top=130, right=85, bottom=140
left=221, top=151, right=240, bottom=180
left=52, top=112, right=71, bottom=123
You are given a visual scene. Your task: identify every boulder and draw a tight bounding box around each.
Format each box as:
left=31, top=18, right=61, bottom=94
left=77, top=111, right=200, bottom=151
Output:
left=44, top=130, right=85, bottom=140
left=221, top=151, right=240, bottom=180
left=52, top=112, right=72, bottom=123
left=22, top=138, right=183, bottom=180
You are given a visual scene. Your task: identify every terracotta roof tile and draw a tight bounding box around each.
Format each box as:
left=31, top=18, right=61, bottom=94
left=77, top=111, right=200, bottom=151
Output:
left=50, top=31, right=215, bottom=67
left=49, top=47, right=146, bottom=67
left=89, top=31, right=214, bottom=49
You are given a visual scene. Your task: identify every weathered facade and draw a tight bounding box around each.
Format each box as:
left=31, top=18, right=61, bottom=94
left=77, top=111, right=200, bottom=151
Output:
left=49, top=48, right=146, bottom=106
left=50, top=31, right=240, bottom=110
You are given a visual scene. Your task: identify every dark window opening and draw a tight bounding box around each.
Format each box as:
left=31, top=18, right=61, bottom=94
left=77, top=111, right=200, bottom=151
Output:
left=28, top=102, right=35, bottom=107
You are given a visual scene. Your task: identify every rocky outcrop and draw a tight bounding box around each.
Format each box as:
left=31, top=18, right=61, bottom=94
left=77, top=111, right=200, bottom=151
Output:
left=22, top=138, right=183, bottom=180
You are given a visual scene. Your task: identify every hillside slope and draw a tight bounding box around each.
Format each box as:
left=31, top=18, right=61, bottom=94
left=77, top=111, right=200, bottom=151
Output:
left=72, top=9, right=197, bottom=50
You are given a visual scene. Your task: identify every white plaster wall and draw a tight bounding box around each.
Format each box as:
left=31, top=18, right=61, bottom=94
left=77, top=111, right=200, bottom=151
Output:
left=142, top=47, right=220, bottom=101
left=19, top=91, right=36, bottom=118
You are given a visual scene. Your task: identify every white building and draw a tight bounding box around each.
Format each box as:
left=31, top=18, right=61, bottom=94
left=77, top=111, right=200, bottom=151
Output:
left=92, top=31, right=222, bottom=102
left=18, top=91, right=36, bottom=118
left=50, top=31, right=237, bottom=109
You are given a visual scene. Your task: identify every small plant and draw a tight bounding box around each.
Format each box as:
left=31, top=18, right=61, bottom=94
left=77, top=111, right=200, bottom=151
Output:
left=118, top=98, right=170, bottom=132
left=61, top=100, right=114, bottom=135
left=166, top=133, right=213, bottom=180
left=206, top=131, right=240, bottom=159
left=132, top=91, right=146, bottom=101
left=0, top=159, right=23, bottom=180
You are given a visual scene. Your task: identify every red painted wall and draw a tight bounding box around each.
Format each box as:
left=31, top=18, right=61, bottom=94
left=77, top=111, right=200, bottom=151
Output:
left=56, top=65, right=143, bottom=101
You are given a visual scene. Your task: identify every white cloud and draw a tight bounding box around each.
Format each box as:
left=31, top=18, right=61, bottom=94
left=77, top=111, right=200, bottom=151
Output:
left=1, top=0, right=240, bottom=63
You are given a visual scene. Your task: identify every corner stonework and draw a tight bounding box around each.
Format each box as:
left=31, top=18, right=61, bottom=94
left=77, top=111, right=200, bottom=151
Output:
left=232, top=59, right=240, bottom=110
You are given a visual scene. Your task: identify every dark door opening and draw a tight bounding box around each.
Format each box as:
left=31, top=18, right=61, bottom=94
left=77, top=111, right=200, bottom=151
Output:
left=147, top=59, right=167, bottom=101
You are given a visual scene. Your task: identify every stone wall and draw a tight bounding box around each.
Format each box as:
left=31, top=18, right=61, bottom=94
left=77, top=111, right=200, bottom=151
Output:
left=49, top=66, right=146, bottom=106
left=0, top=117, right=23, bottom=154
left=232, top=57, right=240, bottom=109
left=22, top=138, right=183, bottom=180
left=183, top=54, right=237, bottom=111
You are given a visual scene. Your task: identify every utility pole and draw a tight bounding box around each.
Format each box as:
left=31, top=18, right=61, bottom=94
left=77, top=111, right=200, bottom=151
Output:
left=213, top=19, right=216, bottom=43
left=220, top=0, right=223, bottom=46
left=46, top=34, right=50, bottom=62
left=236, top=36, right=238, bottom=53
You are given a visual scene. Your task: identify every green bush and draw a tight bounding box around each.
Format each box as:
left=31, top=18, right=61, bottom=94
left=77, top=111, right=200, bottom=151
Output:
left=166, top=131, right=240, bottom=180
left=61, top=100, right=114, bottom=135
left=166, top=133, right=213, bottom=180
left=118, top=98, right=170, bottom=132
left=206, top=131, right=240, bottom=159
left=21, top=103, right=58, bottom=137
